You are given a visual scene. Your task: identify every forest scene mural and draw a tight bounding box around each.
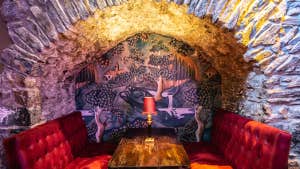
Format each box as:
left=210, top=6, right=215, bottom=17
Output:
left=75, top=33, right=222, bottom=143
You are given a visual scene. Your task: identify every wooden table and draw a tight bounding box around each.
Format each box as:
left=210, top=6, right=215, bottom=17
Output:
left=108, top=128, right=190, bottom=169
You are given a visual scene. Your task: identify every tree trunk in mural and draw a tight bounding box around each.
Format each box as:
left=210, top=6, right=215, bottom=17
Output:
left=94, top=106, right=107, bottom=143
left=194, top=105, right=204, bottom=142
left=155, top=76, right=163, bottom=101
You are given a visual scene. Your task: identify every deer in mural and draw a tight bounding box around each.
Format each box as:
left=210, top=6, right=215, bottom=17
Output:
left=94, top=106, right=108, bottom=143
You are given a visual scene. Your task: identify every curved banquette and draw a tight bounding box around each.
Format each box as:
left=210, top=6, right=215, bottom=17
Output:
left=3, top=111, right=116, bottom=169
left=3, top=110, right=292, bottom=169
left=184, top=110, right=292, bottom=169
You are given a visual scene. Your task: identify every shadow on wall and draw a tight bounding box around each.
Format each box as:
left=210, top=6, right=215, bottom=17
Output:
left=0, top=0, right=11, bottom=51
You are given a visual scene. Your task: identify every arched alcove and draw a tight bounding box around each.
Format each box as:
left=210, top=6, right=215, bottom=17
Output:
left=73, top=32, right=225, bottom=142
left=0, top=0, right=299, bottom=167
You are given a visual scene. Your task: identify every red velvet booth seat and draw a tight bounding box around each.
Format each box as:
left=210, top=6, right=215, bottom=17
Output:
left=3, top=111, right=116, bottom=169
left=184, top=110, right=292, bottom=169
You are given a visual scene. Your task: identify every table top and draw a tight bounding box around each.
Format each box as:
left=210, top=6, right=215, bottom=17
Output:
left=124, top=128, right=177, bottom=138
left=108, top=128, right=190, bottom=169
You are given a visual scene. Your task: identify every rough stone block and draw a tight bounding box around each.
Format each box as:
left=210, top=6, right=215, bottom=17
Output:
left=187, top=0, right=199, bottom=14
left=174, top=0, right=184, bottom=5
left=0, top=0, right=30, bottom=22
left=282, top=76, right=300, bottom=88
left=106, top=0, right=114, bottom=6
left=275, top=55, right=300, bottom=73
left=7, top=28, right=36, bottom=54
left=14, top=27, right=44, bottom=53
left=0, top=107, right=30, bottom=126
left=194, top=0, right=208, bottom=18
left=73, top=0, right=90, bottom=20
left=264, top=75, right=280, bottom=88
left=206, top=0, right=217, bottom=16
left=212, top=0, right=227, bottom=22
left=86, top=0, right=98, bottom=13
left=49, top=0, right=72, bottom=28
left=26, top=17, right=51, bottom=48
left=219, top=0, right=238, bottom=23
left=287, top=2, right=300, bottom=16
left=45, top=1, right=68, bottom=33
left=59, top=1, right=80, bottom=24
left=113, top=0, right=123, bottom=6
left=11, top=45, right=43, bottom=62
left=269, top=0, right=286, bottom=22
left=264, top=54, right=289, bottom=75
left=251, top=23, right=281, bottom=47
left=30, top=6, right=58, bottom=41
left=281, top=27, right=298, bottom=46
left=243, top=46, right=264, bottom=61
left=223, top=4, right=240, bottom=29
left=290, top=41, right=300, bottom=54
left=283, top=16, right=300, bottom=26
left=96, top=0, right=108, bottom=9
left=0, top=47, right=37, bottom=75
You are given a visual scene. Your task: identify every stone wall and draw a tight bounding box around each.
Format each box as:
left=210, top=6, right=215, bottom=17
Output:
left=0, top=0, right=11, bottom=50
left=0, top=0, right=299, bottom=168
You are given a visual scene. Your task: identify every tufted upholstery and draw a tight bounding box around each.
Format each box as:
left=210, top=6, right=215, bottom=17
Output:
left=15, top=121, right=73, bottom=169
left=57, top=112, right=88, bottom=157
left=211, top=110, right=251, bottom=154
left=227, top=121, right=291, bottom=169
left=3, top=111, right=116, bottom=169
left=184, top=109, right=292, bottom=169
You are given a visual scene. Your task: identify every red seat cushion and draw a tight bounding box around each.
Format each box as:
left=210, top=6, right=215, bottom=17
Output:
left=190, top=163, right=233, bottom=169
left=65, top=155, right=112, bottom=169
left=183, top=142, right=230, bottom=166
left=3, top=111, right=113, bottom=169
left=78, top=143, right=117, bottom=157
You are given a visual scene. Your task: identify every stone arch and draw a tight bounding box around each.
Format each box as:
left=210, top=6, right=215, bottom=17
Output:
left=0, top=0, right=299, bottom=167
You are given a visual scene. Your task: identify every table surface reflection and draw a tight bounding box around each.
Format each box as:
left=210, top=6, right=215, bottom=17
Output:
left=108, top=129, right=190, bottom=169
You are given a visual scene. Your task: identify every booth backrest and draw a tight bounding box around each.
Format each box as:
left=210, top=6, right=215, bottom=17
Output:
left=211, top=110, right=251, bottom=153
left=56, top=111, right=88, bottom=156
left=211, top=110, right=291, bottom=169
left=227, top=121, right=291, bottom=169
left=3, top=111, right=88, bottom=169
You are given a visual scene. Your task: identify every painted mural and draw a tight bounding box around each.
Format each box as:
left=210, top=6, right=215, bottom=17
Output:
left=75, top=33, right=221, bottom=142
